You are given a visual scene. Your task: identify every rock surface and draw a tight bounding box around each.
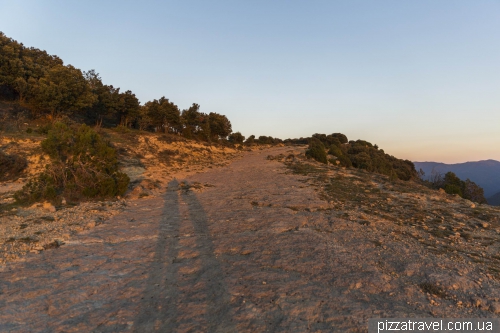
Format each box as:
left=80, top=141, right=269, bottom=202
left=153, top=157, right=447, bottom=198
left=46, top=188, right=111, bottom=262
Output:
left=1, top=146, right=500, bottom=332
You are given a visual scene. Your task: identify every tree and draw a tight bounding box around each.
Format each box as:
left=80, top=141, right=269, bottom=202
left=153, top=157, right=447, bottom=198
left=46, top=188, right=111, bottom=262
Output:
left=245, top=135, right=255, bottom=145
left=181, top=103, right=201, bottom=137
left=258, top=136, right=274, bottom=144
left=31, top=64, right=95, bottom=117
left=228, top=132, right=245, bottom=144
left=117, top=90, right=140, bottom=127
left=143, top=97, right=180, bottom=133
left=417, top=168, right=425, bottom=180
left=463, top=179, right=487, bottom=204
left=83, top=70, right=121, bottom=125
left=443, top=172, right=463, bottom=196
left=208, top=112, right=232, bottom=140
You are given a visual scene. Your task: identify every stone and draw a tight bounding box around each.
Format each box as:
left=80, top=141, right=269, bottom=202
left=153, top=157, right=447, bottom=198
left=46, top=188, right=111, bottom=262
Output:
left=471, top=297, right=482, bottom=307
left=42, top=202, right=56, bottom=213
left=490, top=302, right=500, bottom=314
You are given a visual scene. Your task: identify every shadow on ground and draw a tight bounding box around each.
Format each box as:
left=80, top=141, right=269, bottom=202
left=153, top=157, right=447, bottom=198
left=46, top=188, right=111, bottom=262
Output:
left=133, top=179, right=236, bottom=332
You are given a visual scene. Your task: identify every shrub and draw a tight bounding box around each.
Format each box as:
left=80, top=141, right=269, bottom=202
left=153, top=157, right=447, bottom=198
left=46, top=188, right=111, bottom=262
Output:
left=0, top=151, right=27, bottom=181
left=245, top=135, right=255, bottom=145
left=257, top=136, right=274, bottom=144
left=444, top=184, right=462, bottom=196
left=228, top=131, right=245, bottom=144
left=15, top=122, right=129, bottom=204
left=463, top=179, right=487, bottom=204
left=328, top=144, right=343, bottom=157
left=305, top=138, right=327, bottom=164
left=427, top=171, right=487, bottom=204
left=331, top=133, right=348, bottom=144
left=336, top=154, right=352, bottom=168
left=35, top=123, right=53, bottom=135
left=350, top=151, right=372, bottom=170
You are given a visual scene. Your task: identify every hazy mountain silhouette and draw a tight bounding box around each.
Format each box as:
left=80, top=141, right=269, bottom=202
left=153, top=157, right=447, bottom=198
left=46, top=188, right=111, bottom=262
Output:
left=488, top=192, right=500, bottom=206
left=414, top=160, right=500, bottom=205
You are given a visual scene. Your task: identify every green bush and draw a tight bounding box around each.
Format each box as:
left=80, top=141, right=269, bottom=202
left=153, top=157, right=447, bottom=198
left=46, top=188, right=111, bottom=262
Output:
left=350, top=151, right=372, bottom=170
left=228, top=131, right=245, bottom=144
left=245, top=135, right=255, bottom=145
left=444, top=184, right=462, bottom=196
left=15, top=122, right=129, bottom=204
left=328, top=144, right=343, bottom=157
left=439, top=172, right=486, bottom=203
left=336, top=154, right=352, bottom=168
left=35, top=123, right=53, bottom=135
left=305, top=138, right=327, bottom=164
left=0, top=151, right=27, bottom=181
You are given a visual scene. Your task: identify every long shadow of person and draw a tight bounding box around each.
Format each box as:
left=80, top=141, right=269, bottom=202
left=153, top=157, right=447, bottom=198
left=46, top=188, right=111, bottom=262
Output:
left=176, top=183, right=236, bottom=332
left=133, top=179, right=236, bottom=332
left=132, top=179, right=181, bottom=332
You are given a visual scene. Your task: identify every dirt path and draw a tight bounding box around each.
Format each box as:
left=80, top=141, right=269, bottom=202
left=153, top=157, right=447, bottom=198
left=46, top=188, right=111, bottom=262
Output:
left=0, top=146, right=497, bottom=332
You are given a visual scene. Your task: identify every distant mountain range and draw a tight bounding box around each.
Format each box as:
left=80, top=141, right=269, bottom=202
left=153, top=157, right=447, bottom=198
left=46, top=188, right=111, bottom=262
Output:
left=413, top=160, right=500, bottom=206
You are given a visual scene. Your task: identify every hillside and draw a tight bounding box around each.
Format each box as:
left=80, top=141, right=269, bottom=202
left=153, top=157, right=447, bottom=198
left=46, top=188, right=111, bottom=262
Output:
left=0, top=128, right=248, bottom=262
left=489, top=192, right=500, bottom=206
left=414, top=160, right=500, bottom=201
left=2, top=144, right=500, bottom=331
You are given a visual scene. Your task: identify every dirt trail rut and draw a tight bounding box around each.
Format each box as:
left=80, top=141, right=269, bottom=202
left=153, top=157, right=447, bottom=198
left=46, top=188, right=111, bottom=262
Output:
left=0, top=146, right=495, bottom=332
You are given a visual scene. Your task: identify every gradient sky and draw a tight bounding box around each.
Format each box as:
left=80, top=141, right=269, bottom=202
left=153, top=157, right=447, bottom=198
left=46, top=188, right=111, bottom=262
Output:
left=1, top=0, right=499, bottom=163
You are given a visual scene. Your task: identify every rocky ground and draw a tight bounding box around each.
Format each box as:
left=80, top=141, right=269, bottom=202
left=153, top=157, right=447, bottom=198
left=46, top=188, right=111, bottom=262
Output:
left=1, top=144, right=500, bottom=332
left=0, top=132, right=244, bottom=264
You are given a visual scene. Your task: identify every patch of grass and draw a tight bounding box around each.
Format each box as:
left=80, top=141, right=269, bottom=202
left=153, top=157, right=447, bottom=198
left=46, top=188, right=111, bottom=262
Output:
left=461, top=232, right=473, bottom=241
left=419, top=282, right=447, bottom=298
left=288, top=162, right=325, bottom=175
left=43, top=240, right=63, bottom=249
left=158, top=149, right=179, bottom=164
left=0, top=151, right=27, bottom=181
left=428, top=228, right=452, bottom=239
left=267, top=154, right=285, bottom=161
left=18, top=236, right=39, bottom=243
left=0, top=201, right=22, bottom=216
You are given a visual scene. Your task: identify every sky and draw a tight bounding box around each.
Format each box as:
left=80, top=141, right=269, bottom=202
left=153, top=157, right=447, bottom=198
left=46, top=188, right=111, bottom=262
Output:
left=1, top=0, right=499, bottom=163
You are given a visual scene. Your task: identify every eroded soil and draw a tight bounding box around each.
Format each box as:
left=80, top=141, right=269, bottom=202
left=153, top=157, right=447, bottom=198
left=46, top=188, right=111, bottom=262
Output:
left=1, top=146, right=500, bottom=332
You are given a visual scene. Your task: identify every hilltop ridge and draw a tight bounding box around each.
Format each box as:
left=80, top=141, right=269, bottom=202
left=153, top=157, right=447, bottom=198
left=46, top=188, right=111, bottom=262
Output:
left=1, top=145, right=500, bottom=332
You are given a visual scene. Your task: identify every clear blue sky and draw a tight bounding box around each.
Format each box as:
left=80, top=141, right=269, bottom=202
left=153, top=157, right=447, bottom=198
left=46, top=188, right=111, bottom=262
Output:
left=1, top=0, right=499, bottom=163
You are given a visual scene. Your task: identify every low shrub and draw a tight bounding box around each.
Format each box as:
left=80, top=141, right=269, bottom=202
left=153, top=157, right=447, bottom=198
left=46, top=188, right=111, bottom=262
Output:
left=0, top=151, right=27, bottom=181
left=15, top=122, right=130, bottom=204
left=305, top=138, right=327, bottom=164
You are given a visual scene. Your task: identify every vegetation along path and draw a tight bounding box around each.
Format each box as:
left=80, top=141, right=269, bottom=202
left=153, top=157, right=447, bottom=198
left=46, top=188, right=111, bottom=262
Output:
left=1, top=146, right=499, bottom=332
